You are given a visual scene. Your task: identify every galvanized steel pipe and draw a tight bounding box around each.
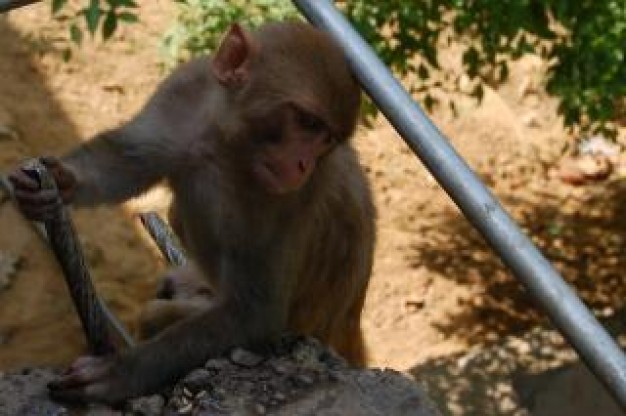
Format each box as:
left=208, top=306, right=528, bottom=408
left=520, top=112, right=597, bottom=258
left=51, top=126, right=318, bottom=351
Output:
left=0, top=0, right=40, bottom=14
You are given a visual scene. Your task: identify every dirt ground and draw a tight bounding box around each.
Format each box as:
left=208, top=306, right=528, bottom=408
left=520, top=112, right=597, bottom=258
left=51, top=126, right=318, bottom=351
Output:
left=0, top=2, right=624, bottom=414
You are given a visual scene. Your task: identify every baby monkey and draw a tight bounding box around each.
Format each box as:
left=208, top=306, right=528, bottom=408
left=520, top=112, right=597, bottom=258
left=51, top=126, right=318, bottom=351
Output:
left=9, top=21, right=375, bottom=404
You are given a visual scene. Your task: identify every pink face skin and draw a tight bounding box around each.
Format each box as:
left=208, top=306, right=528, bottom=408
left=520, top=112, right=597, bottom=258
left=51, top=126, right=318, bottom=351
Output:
left=210, top=25, right=337, bottom=195
left=252, top=104, right=334, bottom=194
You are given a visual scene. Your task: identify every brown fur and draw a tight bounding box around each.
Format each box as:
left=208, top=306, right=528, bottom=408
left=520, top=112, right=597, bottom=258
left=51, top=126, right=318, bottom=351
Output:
left=9, top=22, right=375, bottom=404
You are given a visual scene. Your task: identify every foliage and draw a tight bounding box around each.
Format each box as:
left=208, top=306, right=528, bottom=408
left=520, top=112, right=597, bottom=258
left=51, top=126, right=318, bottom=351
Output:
left=345, top=0, right=625, bottom=135
left=161, top=0, right=301, bottom=67
left=546, top=2, right=625, bottom=131
left=51, top=0, right=139, bottom=58
left=51, top=0, right=625, bottom=135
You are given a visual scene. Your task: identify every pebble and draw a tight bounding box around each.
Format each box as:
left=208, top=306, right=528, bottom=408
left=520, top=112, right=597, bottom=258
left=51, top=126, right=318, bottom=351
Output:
left=294, top=374, right=314, bottom=386
left=178, top=402, right=193, bottom=414
left=183, top=368, right=213, bottom=393
left=127, top=395, right=165, bottom=414
left=270, top=361, right=290, bottom=375
left=230, top=348, right=264, bottom=367
left=273, top=392, right=286, bottom=401
left=204, top=358, right=230, bottom=371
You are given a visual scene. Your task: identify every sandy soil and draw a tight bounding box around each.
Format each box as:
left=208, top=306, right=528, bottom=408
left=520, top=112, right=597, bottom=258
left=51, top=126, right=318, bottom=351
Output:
left=0, top=2, right=624, bottom=411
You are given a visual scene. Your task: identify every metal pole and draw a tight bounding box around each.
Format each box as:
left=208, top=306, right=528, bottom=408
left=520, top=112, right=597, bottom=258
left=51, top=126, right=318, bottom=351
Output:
left=292, top=0, right=626, bottom=409
left=0, top=0, right=40, bottom=13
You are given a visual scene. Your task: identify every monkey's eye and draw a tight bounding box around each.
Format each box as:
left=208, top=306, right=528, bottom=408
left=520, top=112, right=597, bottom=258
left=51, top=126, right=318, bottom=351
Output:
left=295, top=108, right=326, bottom=135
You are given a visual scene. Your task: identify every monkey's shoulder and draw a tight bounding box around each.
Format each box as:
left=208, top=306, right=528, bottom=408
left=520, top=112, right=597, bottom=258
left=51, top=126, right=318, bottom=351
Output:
left=151, top=57, right=215, bottom=107
left=318, top=144, right=374, bottom=214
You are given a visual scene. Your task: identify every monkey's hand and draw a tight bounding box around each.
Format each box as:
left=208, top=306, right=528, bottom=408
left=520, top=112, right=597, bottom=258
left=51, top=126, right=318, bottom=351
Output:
left=8, top=156, right=77, bottom=222
left=156, top=266, right=213, bottom=300
left=47, top=355, right=132, bottom=405
left=139, top=298, right=212, bottom=339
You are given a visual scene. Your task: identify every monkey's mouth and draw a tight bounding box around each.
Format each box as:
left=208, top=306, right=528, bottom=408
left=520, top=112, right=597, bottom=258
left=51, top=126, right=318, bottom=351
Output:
left=253, top=161, right=286, bottom=194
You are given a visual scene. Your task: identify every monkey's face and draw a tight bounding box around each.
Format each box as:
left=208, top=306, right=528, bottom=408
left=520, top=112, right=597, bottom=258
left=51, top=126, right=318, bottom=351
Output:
left=211, top=22, right=360, bottom=195
left=249, top=102, right=335, bottom=195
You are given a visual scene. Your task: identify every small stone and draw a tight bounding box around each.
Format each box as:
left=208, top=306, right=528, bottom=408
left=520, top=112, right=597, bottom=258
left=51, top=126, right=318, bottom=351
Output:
left=167, top=396, right=184, bottom=409
left=183, top=368, right=213, bottom=393
left=178, top=402, right=193, bottom=414
left=269, top=360, right=291, bottom=375
left=230, top=347, right=264, bottom=368
left=254, top=403, right=266, bottom=414
left=294, top=374, right=314, bottom=386
left=273, top=392, right=286, bottom=401
left=290, top=340, right=321, bottom=366
left=127, top=395, right=165, bottom=414
left=196, top=396, right=225, bottom=412
left=204, top=358, right=229, bottom=371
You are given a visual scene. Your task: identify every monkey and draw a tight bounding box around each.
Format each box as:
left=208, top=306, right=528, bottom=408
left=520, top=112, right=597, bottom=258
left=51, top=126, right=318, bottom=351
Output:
left=8, top=21, right=375, bottom=404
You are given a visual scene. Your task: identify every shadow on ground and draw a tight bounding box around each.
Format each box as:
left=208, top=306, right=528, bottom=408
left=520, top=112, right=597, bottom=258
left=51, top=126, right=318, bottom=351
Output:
left=409, top=307, right=625, bottom=416
left=406, top=178, right=626, bottom=344
left=0, top=15, right=158, bottom=369
left=404, top=174, right=626, bottom=415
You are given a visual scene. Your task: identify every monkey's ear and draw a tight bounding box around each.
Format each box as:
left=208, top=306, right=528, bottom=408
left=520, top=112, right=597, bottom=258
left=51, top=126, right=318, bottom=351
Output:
left=212, top=24, right=259, bottom=87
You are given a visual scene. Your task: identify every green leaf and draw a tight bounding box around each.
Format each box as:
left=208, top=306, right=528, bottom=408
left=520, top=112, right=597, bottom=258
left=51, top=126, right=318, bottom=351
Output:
left=84, top=0, right=101, bottom=36
left=472, top=84, right=484, bottom=102
left=424, top=94, right=435, bottom=112
left=499, top=62, right=509, bottom=82
left=52, top=0, right=67, bottom=14
left=117, top=12, right=138, bottom=23
left=102, top=11, right=117, bottom=40
left=62, top=48, right=72, bottom=62
left=115, top=0, right=138, bottom=8
left=463, top=47, right=480, bottom=78
left=70, top=23, right=82, bottom=45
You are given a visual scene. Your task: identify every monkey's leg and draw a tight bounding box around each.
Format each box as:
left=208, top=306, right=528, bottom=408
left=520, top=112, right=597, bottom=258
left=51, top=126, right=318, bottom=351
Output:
left=138, top=298, right=211, bottom=340
left=326, top=316, right=367, bottom=367
left=154, top=264, right=214, bottom=301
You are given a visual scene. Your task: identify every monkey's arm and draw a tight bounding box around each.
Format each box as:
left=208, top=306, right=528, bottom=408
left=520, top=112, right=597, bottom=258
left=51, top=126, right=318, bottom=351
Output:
left=62, top=60, right=210, bottom=206
left=48, top=253, right=287, bottom=404
left=9, top=61, right=209, bottom=213
left=49, top=297, right=282, bottom=403
left=63, top=118, right=176, bottom=206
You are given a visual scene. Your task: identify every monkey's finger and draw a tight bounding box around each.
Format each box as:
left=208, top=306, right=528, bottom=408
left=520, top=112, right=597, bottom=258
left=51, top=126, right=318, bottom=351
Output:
left=13, top=189, right=60, bottom=206
left=67, top=355, right=103, bottom=372
left=18, top=209, right=57, bottom=223
left=49, top=379, right=118, bottom=405
left=48, top=376, right=82, bottom=391
left=7, top=169, right=39, bottom=191
left=42, top=157, right=75, bottom=186
left=15, top=201, right=64, bottom=221
left=49, top=364, right=107, bottom=390
left=47, top=385, right=90, bottom=404
left=14, top=205, right=60, bottom=223
left=83, top=381, right=120, bottom=404
left=40, top=156, right=60, bottom=168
